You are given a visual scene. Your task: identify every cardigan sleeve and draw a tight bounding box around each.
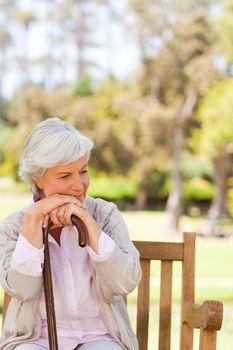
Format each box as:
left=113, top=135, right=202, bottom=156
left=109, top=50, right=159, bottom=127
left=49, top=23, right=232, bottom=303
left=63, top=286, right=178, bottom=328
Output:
left=87, top=231, right=116, bottom=261
left=90, top=201, right=142, bottom=301
left=10, top=234, right=44, bottom=276
left=0, top=209, right=43, bottom=301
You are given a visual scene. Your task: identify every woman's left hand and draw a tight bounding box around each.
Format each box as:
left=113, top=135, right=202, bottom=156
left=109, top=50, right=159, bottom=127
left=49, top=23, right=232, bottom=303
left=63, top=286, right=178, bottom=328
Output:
left=49, top=202, right=89, bottom=227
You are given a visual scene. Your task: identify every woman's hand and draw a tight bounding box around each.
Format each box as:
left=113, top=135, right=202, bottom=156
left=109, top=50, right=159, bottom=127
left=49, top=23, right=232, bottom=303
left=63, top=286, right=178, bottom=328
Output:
left=22, top=194, right=86, bottom=248
left=48, top=202, right=101, bottom=253
left=47, top=202, right=87, bottom=227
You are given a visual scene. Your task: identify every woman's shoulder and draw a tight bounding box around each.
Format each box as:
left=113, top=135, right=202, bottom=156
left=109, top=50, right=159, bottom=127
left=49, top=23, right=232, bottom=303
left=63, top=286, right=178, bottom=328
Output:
left=0, top=207, right=28, bottom=238
left=85, top=196, right=130, bottom=242
left=85, top=196, right=118, bottom=219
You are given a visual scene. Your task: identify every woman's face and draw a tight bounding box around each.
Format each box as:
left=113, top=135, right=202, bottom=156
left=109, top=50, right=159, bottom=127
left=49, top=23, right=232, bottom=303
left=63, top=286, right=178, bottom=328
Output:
left=35, top=155, right=90, bottom=203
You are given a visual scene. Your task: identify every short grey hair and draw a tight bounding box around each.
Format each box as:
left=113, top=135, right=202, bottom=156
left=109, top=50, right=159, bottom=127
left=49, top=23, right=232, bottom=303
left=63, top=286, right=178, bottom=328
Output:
left=19, top=117, right=94, bottom=195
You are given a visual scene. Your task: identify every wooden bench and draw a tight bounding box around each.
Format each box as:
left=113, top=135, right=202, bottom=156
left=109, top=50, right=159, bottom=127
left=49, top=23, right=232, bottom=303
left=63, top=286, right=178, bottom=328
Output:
left=131, top=232, right=223, bottom=350
left=2, top=232, right=223, bottom=350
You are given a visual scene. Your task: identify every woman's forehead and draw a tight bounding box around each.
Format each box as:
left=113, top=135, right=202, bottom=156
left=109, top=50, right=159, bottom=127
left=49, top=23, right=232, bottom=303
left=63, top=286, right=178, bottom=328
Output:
left=46, top=156, right=89, bottom=175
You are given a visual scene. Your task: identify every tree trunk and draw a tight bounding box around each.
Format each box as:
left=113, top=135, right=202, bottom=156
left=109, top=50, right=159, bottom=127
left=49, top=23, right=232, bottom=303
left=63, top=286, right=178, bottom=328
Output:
left=165, top=125, right=183, bottom=235
left=136, top=185, right=148, bottom=209
left=165, top=90, right=196, bottom=235
left=135, top=160, right=150, bottom=209
left=208, top=151, right=230, bottom=225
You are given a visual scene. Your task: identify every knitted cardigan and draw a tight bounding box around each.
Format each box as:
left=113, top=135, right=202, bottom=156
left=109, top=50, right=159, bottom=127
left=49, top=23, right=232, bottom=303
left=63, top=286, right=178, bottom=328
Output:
left=0, top=196, right=141, bottom=350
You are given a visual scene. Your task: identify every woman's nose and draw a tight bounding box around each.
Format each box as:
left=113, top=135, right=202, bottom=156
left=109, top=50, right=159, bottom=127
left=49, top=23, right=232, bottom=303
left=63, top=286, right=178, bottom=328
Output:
left=72, top=173, right=84, bottom=189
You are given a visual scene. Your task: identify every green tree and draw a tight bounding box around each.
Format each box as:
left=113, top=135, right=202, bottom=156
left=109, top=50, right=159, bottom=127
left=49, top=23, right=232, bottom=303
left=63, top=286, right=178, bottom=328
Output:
left=82, top=76, right=135, bottom=175
left=5, top=79, right=132, bottom=180
left=113, top=84, right=173, bottom=208
left=192, top=78, right=233, bottom=221
left=130, top=7, right=220, bottom=232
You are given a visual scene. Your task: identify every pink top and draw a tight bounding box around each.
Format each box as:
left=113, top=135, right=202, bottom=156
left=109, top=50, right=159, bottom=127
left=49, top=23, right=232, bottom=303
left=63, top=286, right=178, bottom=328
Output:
left=10, top=226, right=116, bottom=349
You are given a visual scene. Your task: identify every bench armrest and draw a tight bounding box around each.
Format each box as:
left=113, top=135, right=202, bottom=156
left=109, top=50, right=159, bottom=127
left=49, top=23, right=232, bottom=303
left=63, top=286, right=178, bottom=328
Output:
left=183, top=300, right=223, bottom=331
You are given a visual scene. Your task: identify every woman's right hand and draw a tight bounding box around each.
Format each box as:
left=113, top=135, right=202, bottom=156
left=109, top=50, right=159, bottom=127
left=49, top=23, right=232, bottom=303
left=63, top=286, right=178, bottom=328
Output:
left=22, top=194, right=85, bottom=248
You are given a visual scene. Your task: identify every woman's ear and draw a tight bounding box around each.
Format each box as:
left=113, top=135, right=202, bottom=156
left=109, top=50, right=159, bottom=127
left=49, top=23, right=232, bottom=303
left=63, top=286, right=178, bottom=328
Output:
left=33, top=177, right=43, bottom=190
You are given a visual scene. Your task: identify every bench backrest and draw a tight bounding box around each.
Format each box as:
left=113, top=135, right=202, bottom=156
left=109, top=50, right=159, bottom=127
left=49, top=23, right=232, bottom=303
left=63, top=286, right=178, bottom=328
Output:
left=131, top=232, right=223, bottom=350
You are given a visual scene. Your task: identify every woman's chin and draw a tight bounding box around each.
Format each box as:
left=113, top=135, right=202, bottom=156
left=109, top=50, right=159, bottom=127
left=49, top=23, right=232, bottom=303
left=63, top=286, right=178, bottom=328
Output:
left=75, top=194, right=86, bottom=203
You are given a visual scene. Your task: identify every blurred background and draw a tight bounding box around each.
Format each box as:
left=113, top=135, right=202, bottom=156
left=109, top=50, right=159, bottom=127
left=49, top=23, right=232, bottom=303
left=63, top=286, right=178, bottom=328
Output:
left=0, top=0, right=233, bottom=348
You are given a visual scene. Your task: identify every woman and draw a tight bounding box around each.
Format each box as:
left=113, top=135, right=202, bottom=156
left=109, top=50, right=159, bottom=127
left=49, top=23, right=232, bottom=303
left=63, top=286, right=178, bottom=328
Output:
left=0, top=118, right=141, bottom=350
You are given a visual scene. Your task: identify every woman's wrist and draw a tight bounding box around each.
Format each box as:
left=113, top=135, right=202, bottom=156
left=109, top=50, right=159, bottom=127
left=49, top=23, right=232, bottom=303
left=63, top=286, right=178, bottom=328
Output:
left=22, top=208, right=44, bottom=248
left=84, top=213, right=101, bottom=253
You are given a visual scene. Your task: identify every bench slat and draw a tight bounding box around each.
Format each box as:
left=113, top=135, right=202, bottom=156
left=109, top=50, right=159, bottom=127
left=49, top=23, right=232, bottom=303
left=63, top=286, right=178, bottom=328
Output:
left=159, top=260, right=173, bottom=350
left=199, top=329, right=217, bottom=350
left=136, top=259, right=150, bottom=350
left=133, top=241, right=184, bottom=261
left=180, top=233, right=195, bottom=350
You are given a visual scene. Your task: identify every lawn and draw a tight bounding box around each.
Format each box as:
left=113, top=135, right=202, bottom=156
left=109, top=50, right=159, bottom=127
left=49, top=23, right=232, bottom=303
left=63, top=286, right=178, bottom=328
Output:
left=0, top=188, right=232, bottom=349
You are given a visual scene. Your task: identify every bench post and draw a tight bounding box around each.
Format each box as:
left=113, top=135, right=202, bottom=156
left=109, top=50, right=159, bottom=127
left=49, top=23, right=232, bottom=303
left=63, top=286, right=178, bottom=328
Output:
left=180, top=232, right=196, bottom=350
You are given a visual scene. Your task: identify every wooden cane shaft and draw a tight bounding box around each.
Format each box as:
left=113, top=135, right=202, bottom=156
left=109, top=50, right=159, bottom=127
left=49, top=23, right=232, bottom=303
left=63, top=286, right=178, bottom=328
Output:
left=43, top=215, right=88, bottom=350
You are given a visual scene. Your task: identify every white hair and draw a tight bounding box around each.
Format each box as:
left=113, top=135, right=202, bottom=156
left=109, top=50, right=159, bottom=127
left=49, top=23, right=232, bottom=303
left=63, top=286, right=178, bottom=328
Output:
left=19, top=117, right=94, bottom=195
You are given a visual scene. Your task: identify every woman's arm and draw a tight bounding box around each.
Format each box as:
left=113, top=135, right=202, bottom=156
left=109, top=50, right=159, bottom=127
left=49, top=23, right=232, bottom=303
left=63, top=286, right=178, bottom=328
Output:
left=89, top=202, right=142, bottom=300
left=0, top=209, right=43, bottom=300
left=0, top=194, right=87, bottom=300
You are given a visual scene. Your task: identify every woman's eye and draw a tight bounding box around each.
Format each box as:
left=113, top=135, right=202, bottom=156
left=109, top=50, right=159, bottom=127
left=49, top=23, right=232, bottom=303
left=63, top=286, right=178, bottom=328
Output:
left=80, top=169, right=88, bottom=175
left=59, top=174, right=71, bottom=179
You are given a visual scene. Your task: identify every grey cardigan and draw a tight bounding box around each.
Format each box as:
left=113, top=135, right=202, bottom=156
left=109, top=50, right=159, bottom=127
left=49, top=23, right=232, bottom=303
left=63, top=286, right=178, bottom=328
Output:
left=0, top=196, right=141, bottom=350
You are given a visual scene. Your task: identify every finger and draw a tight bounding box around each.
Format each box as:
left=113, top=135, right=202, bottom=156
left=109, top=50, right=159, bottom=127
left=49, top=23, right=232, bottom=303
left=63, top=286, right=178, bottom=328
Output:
left=60, top=203, right=88, bottom=225
left=43, top=214, right=49, bottom=228
left=41, top=194, right=82, bottom=217
left=53, top=194, right=83, bottom=207
left=62, top=205, right=74, bottom=226
left=56, top=207, right=68, bottom=226
left=49, top=208, right=63, bottom=226
left=70, top=203, right=89, bottom=223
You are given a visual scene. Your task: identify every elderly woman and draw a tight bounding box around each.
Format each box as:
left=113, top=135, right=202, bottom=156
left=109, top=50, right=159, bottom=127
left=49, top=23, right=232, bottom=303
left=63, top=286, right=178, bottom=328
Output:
left=0, top=118, right=141, bottom=350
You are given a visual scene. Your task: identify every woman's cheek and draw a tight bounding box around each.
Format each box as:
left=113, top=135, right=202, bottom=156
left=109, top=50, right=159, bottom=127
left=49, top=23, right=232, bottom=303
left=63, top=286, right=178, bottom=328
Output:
left=84, top=176, right=90, bottom=191
left=46, top=183, right=67, bottom=196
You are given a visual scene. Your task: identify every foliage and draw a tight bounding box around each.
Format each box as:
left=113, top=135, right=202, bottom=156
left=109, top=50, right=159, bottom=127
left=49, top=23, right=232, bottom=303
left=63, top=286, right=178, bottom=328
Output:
left=227, top=177, right=233, bottom=215
left=134, top=8, right=222, bottom=226
left=72, top=75, right=94, bottom=97
left=192, top=79, right=233, bottom=157
left=181, top=154, right=213, bottom=180
left=0, top=123, right=14, bottom=159
left=86, top=77, right=136, bottom=175
left=0, top=124, right=17, bottom=178
left=184, top=177, right=214, bottom=201
left=88, top=175, right=138, bottom=200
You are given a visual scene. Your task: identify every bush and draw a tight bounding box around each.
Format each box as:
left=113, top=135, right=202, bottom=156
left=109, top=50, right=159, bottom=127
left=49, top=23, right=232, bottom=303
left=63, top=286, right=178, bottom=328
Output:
left=184, top=177, right=214, bottom=201
left=88, top=175, right=138, bottom=200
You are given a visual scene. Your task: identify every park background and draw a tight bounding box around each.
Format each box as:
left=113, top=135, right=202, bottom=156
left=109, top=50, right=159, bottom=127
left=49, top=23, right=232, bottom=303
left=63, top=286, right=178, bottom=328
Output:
left=0, top=0, right=233, bottom=348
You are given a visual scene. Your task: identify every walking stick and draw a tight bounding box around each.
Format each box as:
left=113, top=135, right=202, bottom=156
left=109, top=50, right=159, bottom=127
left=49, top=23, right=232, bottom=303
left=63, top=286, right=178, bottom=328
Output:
left=42, top=215, right=88, bottom=350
